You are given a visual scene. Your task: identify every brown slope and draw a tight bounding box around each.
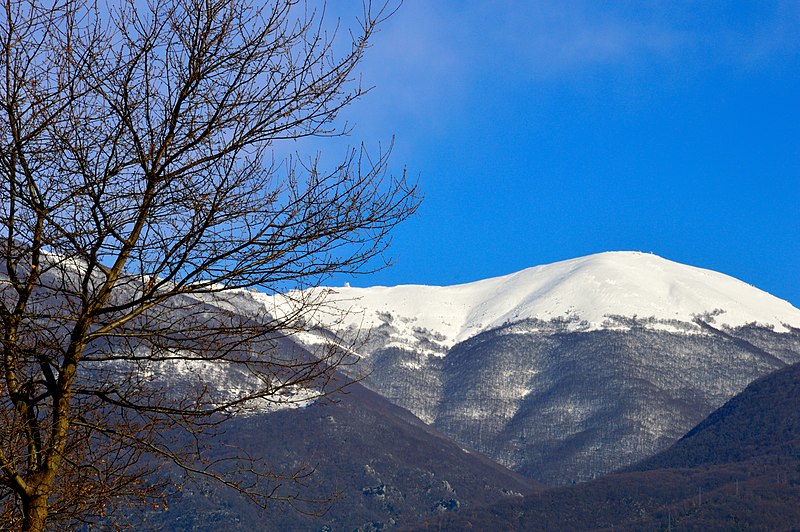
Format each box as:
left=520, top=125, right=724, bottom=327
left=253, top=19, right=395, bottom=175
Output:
left=147, top=381, right=541, bottom=531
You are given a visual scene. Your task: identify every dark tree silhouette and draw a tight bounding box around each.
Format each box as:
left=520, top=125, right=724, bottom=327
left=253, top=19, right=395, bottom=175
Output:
left=0, top=0, right=417, bottom=529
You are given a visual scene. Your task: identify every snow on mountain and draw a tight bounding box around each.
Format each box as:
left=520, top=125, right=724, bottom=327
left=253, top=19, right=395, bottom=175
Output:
left=227, top=251, right=800, bottom=484
left=273, top=252, right=800, bottom=355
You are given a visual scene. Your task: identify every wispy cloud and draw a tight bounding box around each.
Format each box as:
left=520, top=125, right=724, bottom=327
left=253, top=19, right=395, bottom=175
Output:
left=354, top=1, right=799, bottom=125
left=478, top=2, right=689, bottom=76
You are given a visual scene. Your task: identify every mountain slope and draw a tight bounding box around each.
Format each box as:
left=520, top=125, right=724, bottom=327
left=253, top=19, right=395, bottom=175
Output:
left=145, top=382, right=539, bottom=531
left=429, top=322, right=800, bottom=483
left=630, top=360, right=800, bottom=471
left=267, top=252, right=800, bottom=483
left=413, top=362, right=800, bottom=531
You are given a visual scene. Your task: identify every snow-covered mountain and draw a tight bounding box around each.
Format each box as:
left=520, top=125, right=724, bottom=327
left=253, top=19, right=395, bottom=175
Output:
left=257, top=252, right=800, bottom=484
left=288, top=251, right=800, bottom=355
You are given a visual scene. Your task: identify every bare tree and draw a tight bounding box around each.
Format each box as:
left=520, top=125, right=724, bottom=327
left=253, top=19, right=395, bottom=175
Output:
left=0, top=0, right=417, bottom=529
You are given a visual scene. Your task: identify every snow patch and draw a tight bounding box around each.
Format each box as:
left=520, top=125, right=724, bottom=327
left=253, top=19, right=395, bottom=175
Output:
left=132, top=354, right=318, bottom=415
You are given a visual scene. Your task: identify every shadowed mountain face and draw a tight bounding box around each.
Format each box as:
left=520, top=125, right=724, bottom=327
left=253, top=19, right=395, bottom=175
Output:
left=142, top=382, right=540, bottom=531
left=356, top=321, right=800, bottom=484
left=412, top=362, right=800, bottom=531
left=630, top=360, right=800, bottom=471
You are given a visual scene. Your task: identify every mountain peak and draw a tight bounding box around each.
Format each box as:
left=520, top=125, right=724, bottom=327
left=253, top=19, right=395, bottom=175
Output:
left=273, top=252, right=800, bottom=355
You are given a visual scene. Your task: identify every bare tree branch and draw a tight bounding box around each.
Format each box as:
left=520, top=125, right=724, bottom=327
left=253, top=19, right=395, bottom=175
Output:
left=0, top=0, right=416, bottom=529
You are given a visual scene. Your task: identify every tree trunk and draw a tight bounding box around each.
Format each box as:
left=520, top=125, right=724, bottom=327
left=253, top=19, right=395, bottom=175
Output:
left=22, top=493, right=49, bottom=532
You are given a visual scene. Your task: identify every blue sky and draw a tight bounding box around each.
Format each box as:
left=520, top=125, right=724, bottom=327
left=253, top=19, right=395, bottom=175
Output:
left=323, top=1, right=800, bottom=306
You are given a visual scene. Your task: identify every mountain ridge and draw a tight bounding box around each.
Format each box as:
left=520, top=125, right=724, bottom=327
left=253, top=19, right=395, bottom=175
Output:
left=274, top=252, right=800, bottom=358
